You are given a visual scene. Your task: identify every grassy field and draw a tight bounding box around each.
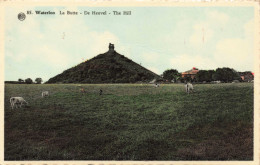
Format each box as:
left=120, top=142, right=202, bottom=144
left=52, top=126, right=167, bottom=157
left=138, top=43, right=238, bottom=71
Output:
left=4, top=83, right=253, bottom=160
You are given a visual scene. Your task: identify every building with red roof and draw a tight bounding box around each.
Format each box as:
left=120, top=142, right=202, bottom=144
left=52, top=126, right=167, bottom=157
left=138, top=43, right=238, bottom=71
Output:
left=181, top=67, right=199, bottom=79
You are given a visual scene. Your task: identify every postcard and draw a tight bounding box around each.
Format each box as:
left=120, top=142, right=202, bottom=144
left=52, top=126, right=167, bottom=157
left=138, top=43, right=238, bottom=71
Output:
left=0, top=1, right=259, bottom=165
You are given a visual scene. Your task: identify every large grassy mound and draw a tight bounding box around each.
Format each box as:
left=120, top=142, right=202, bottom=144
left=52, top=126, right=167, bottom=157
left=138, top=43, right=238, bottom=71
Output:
left=4, top=83, right=253, bottom=160
left=46, top=50, right=160, bottom=84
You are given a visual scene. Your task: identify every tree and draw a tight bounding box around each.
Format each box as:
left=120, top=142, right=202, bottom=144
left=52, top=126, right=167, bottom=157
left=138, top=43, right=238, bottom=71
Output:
left=18, top=78, right=24, bottom=83
left=163, top=69, right=181, bottom=82
left=212, top=72, right=221, bottom=81
left=214, top=67, right=240, bottom=82
left=35, top=78, right=43, bottom=84
left=25, top=78, right=33, bottom=84
left=196, top=70, right=215, bottom=82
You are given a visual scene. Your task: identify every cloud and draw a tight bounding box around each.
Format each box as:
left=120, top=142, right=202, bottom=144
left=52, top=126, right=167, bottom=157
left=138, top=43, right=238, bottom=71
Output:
left=244, top=19, right=254, bottom=39
left=207, top=10, right=230, bottom=25
left=170, top=54, right=218, bottom=72
left=189, top=22, right=213, bottom=46
left=214, top=38, right=251, bottom=62
left=147, top=67, right=160, bottom=75
left=140, top=52, right=162, bottom=75
left=189, top=10, right=230, bottom=47
left=5, top=7, right=130, bottom=80
left=172, top=19, right=254, bottom=72
left=37, top=46, right=71, bottom=68
left=141, top=52, right=160, bottom=63
left=214, top=45, right=253, bottom=72
left=90, top=31, right=120, bottom=55
left=213, top=19, right=254, bottom=72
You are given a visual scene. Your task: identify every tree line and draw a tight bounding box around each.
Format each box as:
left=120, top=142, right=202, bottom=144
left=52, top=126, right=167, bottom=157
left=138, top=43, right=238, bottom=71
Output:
left=162, top=67, right=253, bottom=83
left=6, top=67, right=253, bottom=84
left=20, top=78, right=43, bottom=84
left=5, top=78, right=43, bottom=84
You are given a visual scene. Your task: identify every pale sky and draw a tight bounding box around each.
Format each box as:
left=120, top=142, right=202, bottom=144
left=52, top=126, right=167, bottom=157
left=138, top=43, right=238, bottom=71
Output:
left=5, top=6, right=255, bottom=82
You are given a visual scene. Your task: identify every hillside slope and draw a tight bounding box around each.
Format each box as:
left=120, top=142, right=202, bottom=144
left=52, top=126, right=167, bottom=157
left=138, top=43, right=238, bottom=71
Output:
left=46, top=44, right=160, bottom=83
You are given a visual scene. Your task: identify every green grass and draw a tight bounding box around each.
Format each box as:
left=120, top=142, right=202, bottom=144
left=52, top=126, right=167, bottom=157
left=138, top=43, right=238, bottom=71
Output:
left=4, top=83, right=253, bottom=160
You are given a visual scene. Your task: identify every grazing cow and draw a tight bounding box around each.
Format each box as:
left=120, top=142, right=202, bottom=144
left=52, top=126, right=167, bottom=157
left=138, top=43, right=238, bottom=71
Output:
left=185, top=83, right=194, bottom=94
left=42, top=91, right=49, bottom=98
left=10, top=97, right=28, bottom=109
left=99, top=89, right=103, bottom=95
left=155, top=83, right=159, bottom=88
left=80, top=88, right=86, bottom=93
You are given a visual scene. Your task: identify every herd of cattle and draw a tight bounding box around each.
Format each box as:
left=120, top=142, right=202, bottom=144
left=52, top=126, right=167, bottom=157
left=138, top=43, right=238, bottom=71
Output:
left=9, top=83, right=194, bottom=110
left=9, top=91, right=50, bottom=109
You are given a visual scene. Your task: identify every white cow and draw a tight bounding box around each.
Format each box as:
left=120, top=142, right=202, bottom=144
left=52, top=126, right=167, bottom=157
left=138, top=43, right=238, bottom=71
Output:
left=10, top=97, right=28, bottom=109
left=42, top=91, right=49, bottom=97
left=185, top=83, right=194, bottom=94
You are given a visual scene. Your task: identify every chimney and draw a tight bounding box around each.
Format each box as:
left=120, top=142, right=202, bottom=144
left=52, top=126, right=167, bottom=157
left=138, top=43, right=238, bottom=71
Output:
left=109, top=43, right=115, bottom=52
